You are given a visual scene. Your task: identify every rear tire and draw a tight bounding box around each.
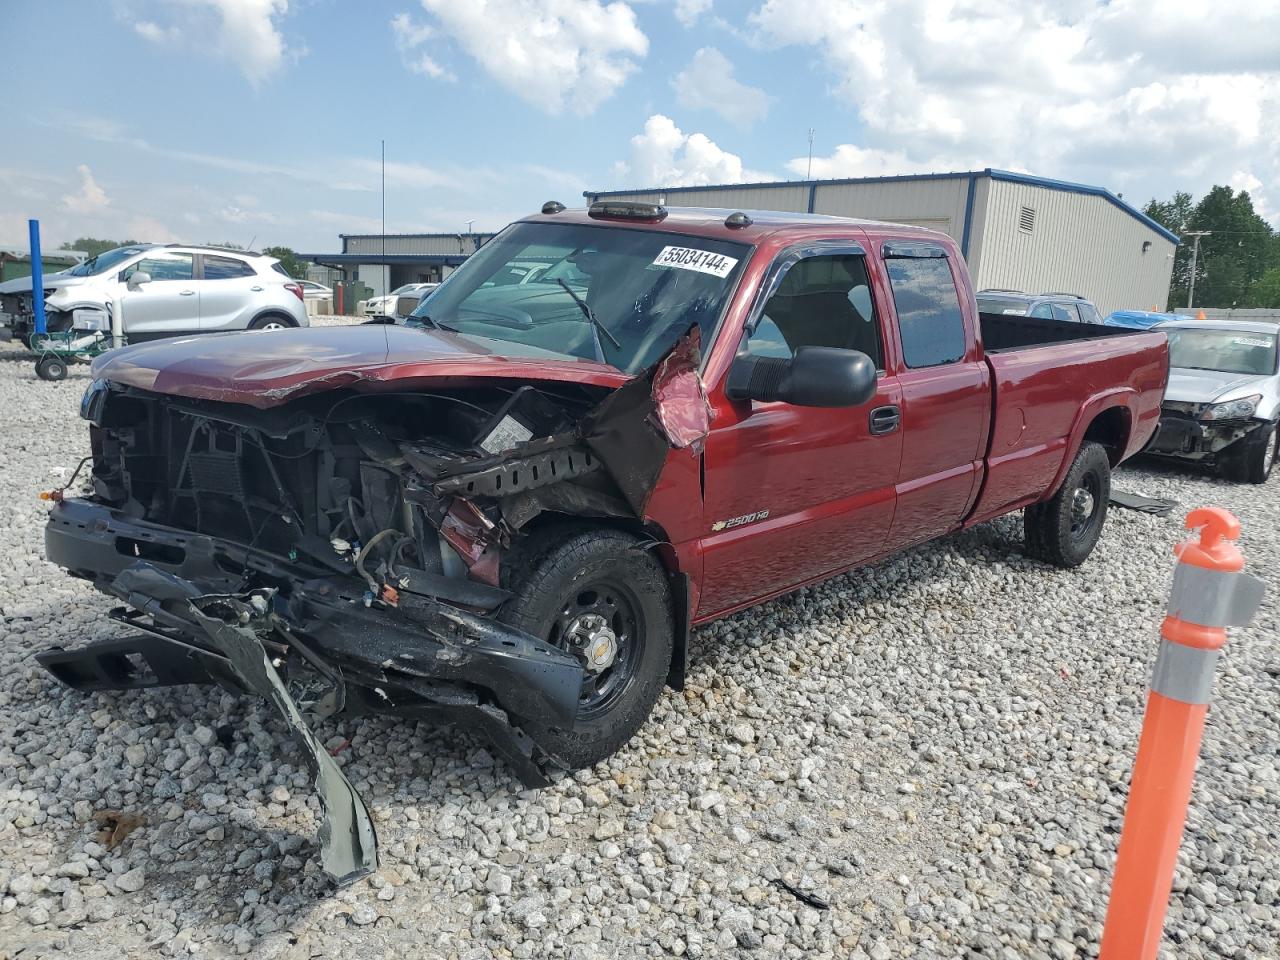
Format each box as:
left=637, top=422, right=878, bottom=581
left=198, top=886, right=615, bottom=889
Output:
left=249, top=314, right=294, bottom=331
left=1023, top=441, right=1111, bottom=568
left=1222, top=422, right=1277, bottom=484
left=35, top=356, right=68, bottom=381
left=498, top=527, right=673, bottom=770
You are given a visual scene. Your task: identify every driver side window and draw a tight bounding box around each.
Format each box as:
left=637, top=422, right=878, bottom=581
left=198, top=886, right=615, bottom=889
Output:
left=746, top=254, right=883, bottom=368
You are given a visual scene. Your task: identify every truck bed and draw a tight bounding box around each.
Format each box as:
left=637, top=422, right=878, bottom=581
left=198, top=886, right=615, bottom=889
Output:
left=966, top=315, right=1169, bottom=524
left=979, top=312, right=1149, bottom=352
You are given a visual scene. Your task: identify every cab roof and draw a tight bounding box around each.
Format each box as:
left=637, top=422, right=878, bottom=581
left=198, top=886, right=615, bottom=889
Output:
left=517, top=205, right=950, bottom=246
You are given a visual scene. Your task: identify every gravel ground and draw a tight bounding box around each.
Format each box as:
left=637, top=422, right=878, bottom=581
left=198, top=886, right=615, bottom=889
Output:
left=0, top=332, right=1277, bottom=960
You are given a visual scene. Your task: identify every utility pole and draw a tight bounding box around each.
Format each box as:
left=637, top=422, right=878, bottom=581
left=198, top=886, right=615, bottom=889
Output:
left=381, top=139, right=387, bottom=297
left=1184, top=230, right=1210, bottom=309
left=806, top=128, right=815, bottom=180
left=465, top=219, right=475, bottom=236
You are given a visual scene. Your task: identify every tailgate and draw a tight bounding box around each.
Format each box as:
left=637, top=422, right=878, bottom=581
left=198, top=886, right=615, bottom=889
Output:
left=970, top=331, right=1167, bottom=521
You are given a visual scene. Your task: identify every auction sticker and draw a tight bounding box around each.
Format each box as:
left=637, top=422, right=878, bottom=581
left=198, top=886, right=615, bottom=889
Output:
left=1233, top=336, right=1275, bottom=348
left=652, top=246, right=739, bottom=278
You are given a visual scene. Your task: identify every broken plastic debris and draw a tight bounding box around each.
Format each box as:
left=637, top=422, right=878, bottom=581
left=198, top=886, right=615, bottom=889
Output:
left=188, top=594, right=377, bottom=885
left=92, top=810, right=146, bottom=851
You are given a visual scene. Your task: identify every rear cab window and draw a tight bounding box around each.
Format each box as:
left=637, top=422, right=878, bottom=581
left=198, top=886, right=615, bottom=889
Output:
left=882, top=244, right=967, bottom=368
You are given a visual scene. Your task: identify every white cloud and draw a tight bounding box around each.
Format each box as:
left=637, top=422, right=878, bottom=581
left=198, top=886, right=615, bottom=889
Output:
left=127, top=0, right=295, bottom=86
left=417, top=0, right=648, bottom=113
left=787, top=144, right=978, bottom=180
left=351, top=158, right=455, bottom=190
left=673, top=47, right=773, bottom=128
left=390, top=12, right=455, bottom=80
left=749, top=0, right=1280, bottom=221
left=127, top=216, right=177, bottom=243
left=673, top=0, right=712, bottom=26
left=614, top=115, right=773, bottom=187
left=61, top=165, right=111, bottom=215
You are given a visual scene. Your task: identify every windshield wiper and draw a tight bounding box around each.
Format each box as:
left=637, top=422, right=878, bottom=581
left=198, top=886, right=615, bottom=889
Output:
left=557, top=279, right=620, bottom=362
left=413, top=315, right=460, bottom=333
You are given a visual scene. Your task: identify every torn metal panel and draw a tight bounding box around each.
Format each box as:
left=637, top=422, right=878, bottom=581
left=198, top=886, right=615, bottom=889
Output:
left=578, top=372, right=670, bottom=517
left=438, top=499, right=502, bottom=585
left=651, top=329, right=712, bottom=454
left=188, top=592, right=378, bottom=886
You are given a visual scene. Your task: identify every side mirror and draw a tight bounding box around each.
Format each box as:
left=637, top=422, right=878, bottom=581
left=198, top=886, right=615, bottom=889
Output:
left=126, top=271, right=151, bottom=291
left=726, top=346, right=877, bottom=407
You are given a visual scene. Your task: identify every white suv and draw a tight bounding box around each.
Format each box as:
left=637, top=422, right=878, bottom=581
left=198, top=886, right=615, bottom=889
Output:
left=0, top=244, right=309, bottom=342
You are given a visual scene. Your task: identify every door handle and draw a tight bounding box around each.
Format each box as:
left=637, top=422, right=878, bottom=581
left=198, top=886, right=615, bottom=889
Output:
left=250, top=285, right=263, bottom=291
left=179, top=290, right=196, bottom=296
left=869, top=405, right=901, bottom=435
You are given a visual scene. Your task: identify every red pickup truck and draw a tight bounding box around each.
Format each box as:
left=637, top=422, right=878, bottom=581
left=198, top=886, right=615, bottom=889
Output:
left=41, top=203, right=1167, bottom=881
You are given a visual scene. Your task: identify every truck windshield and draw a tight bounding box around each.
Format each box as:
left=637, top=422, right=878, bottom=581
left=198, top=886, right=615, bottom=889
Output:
left=1166, top=328, right=1278, bottom=375
left=409, top=222, right=749, bottom=372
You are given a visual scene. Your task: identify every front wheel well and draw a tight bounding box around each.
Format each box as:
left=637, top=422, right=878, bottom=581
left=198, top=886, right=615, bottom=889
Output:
left=502, top=512, right=689, bottom=690
left=1082, top=405, right=1131, bottom=466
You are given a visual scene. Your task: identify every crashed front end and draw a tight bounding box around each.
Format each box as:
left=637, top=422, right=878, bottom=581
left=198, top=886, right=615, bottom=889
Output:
left=39, top=342, right=706, bottom=883
left=1146, top=399, right=1267, bottom=462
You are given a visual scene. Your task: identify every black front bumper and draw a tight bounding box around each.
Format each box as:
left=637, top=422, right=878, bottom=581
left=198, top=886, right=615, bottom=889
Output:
left=42, top=498, right=584, bottom=785
left=1145, top=414, right=1260, bottom=461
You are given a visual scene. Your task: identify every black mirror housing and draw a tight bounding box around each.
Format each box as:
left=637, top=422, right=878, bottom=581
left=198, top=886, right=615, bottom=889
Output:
left=727, top=346, right=877, bottom=407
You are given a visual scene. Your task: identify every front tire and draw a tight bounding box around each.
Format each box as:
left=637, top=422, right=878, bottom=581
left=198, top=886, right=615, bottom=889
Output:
left=1024, top=441, right=1111, bottom=568
left=498, top=527, right=673, bottom=770
left=1222, top=422, right=1277, bottom=484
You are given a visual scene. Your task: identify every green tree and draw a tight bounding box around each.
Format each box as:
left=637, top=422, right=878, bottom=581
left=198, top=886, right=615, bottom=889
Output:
left=261, top=245, right=307, bottom=279
left=59, top=237, right=138, bottom=258
left=1190, top=186, right=1273, bottom=307
left=1244, top=266, right=1280, bottom=308
left=1144, top=187, right=1276, bottom=308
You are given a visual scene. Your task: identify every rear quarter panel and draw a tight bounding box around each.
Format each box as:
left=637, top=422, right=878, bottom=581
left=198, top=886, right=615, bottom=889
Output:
left=968, top=331, right=1167, bottom=523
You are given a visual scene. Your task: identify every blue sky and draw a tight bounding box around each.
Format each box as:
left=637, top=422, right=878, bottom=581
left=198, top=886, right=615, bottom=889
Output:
left=3, top=0, right=1277, bottom=253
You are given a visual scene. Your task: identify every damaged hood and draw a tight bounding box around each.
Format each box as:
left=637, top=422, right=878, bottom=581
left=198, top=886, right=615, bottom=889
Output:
left=1166, top=367, right=1270, bottom=405
left=0, top=271, right=76, bottom=296
left=91, top=324, right=630, bottom=407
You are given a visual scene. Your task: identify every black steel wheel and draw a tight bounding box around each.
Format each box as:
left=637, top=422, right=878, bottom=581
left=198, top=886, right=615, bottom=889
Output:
left=1024, top=441, right=1111, bottom=568
left=549, top=577, right=646, bottom=722
left=499, top=527, right=673, bottom=769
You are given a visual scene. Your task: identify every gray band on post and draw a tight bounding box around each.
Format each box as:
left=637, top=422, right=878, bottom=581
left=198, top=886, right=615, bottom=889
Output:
left=1167, top=565, right=1267, bottom=628
left=1150, top=640, right=1220, bottom=705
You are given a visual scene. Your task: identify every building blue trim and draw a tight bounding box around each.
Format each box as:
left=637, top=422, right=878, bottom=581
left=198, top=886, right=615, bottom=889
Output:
left=960, top=175, right=977, bottom=258
left=806, top=182, right=817, bottom=214
left=585, top=167, right=1181, bottom=246
left=983, top=169, right=1179, bottom=245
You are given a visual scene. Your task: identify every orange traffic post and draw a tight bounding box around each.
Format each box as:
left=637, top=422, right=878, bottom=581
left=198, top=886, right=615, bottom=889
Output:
left=1099, top=507, right=1265, bottom=960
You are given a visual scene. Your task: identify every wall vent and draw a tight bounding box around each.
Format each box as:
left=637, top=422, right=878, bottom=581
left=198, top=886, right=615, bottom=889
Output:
left=1018, top=205, right=1036, bottom=233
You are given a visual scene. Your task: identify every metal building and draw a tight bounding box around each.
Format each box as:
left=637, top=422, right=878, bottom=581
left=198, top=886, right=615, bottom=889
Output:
left=300, top=231, right=496, bottom=298
left=585, top=169, right=1178, bottom=315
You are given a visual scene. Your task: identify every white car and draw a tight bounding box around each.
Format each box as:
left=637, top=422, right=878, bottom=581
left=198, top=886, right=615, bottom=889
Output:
left=360, top=283, right=436, bottom=318
left=298, top=280, right=333, bottom=300
left=0, top=244, right=309, bottom=342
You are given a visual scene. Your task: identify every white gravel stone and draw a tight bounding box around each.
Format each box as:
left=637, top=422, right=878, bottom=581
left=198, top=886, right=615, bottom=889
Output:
left=0, top=330, right=1277, bottom=958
